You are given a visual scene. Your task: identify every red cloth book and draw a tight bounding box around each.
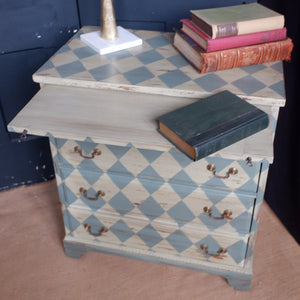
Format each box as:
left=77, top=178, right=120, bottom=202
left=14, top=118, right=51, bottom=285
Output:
left=181, top=19, right=287, bottom=52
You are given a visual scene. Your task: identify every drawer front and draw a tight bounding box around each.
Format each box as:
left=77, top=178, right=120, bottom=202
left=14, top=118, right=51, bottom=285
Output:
left=63, top=207, right=249, bottom=268
left=55, top=138, right=261, bottom=193
left=59, top=168, right=255, bottom=234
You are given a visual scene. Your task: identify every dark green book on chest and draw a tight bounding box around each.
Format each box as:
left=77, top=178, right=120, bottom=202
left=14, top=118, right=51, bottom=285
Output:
left=157, top=90, right=269, bottom=161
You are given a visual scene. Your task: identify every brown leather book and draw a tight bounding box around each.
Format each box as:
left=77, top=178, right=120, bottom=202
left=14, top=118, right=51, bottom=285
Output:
left=173, top=31, right=293, bottom=73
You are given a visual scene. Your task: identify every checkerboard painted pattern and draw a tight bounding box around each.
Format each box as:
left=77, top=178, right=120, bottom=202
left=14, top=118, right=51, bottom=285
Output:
left=63, top=206, right=251, bottom=268
left=33, top=27, right=286, bottom=104
left=7, top=24, right=281, bottom=289
left=49, top=137, right=260, bottom=236
left=54, top=138, right=262, bottom=194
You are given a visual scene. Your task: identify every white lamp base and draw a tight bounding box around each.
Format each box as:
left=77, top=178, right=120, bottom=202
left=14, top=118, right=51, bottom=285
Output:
left=80, top=26, right=143, bottom=55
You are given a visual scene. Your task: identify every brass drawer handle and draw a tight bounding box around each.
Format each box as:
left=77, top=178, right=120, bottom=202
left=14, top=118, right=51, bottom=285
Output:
left=74, top=146, right=101, bottom=159
left=203, top=207, right=233, bottom=220
left=79, top=187, right=105, bottom=200
left=200, top=244, right=227, bottom=259
left=84, top=224, right=108, bottom=237
left=207, top=164, right=238, bottom=179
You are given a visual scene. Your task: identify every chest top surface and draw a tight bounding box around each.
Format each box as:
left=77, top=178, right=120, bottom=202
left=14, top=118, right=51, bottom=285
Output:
left=33, top=26, right=286, bottom=107
left=8, top=27, right=286, bottom=162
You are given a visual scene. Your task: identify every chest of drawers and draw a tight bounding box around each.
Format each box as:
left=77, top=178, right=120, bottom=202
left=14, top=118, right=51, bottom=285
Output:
left=8, top=27, right=286, bottom=291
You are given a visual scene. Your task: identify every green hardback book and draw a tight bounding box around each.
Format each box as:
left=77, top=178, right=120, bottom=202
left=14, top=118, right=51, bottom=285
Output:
left=157, top=90, right=269, bottom=161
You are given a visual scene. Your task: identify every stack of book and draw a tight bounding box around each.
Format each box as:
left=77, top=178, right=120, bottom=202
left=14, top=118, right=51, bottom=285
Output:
left=173, top=3, right=293, bottom=73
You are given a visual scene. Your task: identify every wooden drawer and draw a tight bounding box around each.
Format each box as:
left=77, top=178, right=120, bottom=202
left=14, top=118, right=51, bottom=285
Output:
left=63, top=207, right=250, bottom=268
left=59, top=168, right=255, bottom=234
left=55, top=138, right=262, bottom=193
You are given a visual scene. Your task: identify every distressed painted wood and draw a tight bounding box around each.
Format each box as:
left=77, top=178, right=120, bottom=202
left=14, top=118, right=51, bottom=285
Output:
left=7, top=27, right=286, bottom=291
left=32, top=27, right=286, bottom=107
left=63, top=237, right=252, bottom=291
left=8, top=85, right=275, bottom=162
left=54, top=139, right=262, bottom=193
left=59, top=168, right=256, bottom=235
left=64, top=206, right=249, bottom=267
left=3, top=180, right=300, bottom=297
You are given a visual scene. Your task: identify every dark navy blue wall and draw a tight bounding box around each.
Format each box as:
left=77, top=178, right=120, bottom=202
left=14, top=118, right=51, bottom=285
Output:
left=0, top=0, right=80, bottom=190
left=0, top=1, right=79, bottom=52
left=78, top=0, right=256, bottom=31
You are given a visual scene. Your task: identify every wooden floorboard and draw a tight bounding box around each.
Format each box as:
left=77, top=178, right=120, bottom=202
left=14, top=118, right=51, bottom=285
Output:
left=0, top=179, right=299, bottom=300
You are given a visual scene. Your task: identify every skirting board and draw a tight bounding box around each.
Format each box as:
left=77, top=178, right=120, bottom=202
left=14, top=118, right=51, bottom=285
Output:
left=80, top=26, right=143, bottom=55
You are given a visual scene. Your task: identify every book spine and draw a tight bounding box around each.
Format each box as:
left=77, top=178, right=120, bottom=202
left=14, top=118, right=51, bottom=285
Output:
left=173, top=31, right=205, bottom=71
left=191, top=112, right=270, bottom=161
left=206, top=28, right=287, bottom=52
left=213, top=23, right=238, bottom=39
left=201, top=38, right=293, bottom=73
left=181, top=19, right=287, bottom=52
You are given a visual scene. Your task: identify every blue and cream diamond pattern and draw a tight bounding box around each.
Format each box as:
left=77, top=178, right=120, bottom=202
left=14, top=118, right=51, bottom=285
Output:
left=33, top=26, right=285, bottom=102
left=53, top=138, right=259, bottom=235
left=63, top=207, right=250, bottom=267
left=55, top=138, right=261, bottom=193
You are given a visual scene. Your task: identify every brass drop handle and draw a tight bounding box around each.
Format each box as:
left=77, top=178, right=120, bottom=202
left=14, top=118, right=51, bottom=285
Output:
left=206, top=164, right=238, bottom=179
left=203, top=207, right=233, bottom=220
left=79, top=187, right=105, bottom=200
left=74, top=146, right=101, bottom=159
left=200, top=244, right=227, bottom=259
left=84, top=224, right=108, bottom=237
